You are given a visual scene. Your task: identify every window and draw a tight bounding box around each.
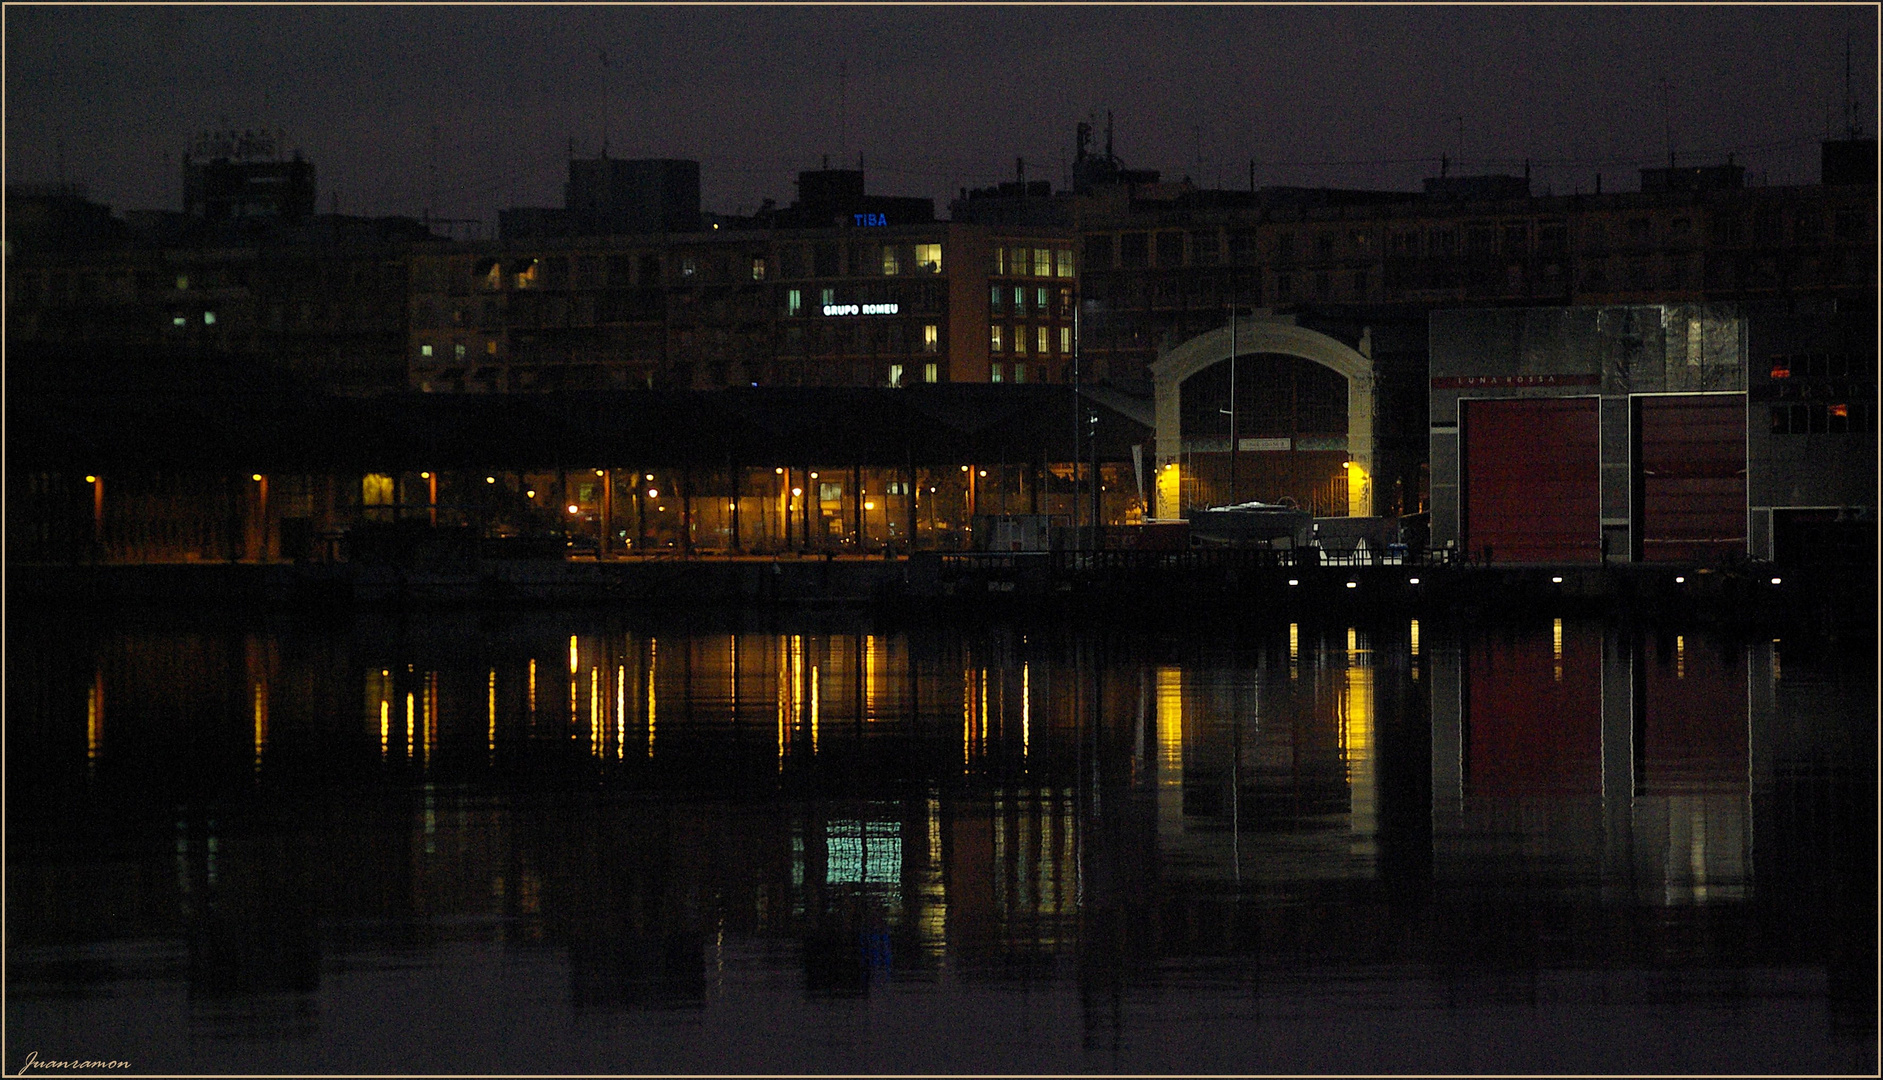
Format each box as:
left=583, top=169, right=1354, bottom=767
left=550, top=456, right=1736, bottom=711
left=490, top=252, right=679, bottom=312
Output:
left=1014, top=326, right=1027, bottom=355
left=990, top=325, right=1004, bottom=352
left=1013, top=286, right=1026, bottom=313
left=990, top=285, right=1004, bottom=312
left=914, top=243, right=941, bottom=272
left=751, top=257, right=767, bottom=281
left=1155, top=232, right=1183, bottom=267
left=820, top=287, right=835, bottom=307
left=888, top=364, right=904, bottom=388
left=1059, top=326, right=1071, bottom=354
left=1191, top=231, right=1219, bottom=266
left=923, top=324, right=938, bottom=353
left=1037, top=325, right=1049, bottom=354
left=515, top=260, right=539, bottom=289
left=203, top=311, right=216, bottom=325
left=787, top=288, right=802, bottom=316
left=1056, top=249, right=1075, bottom=277
left=175, top=274, right=189, bottom=291
left=819, top=483, right=843, bottom=502
left=991, top=247, right=1006, bottom=275
left=882, top=246, right=901, bottom=275
left=1036, top=286, right=1049, bottom=310
left=923, top=362, right=938, bottom=383
left=487, top=340, right=498, bottom=355
left=1033, top=248, right=1052, bottom=276
left=680, top=257, right=697, bottom=278
left=990, top=362, right=1004, bottom=383
left=1014, top=363, right=1028, bottom=384
left=1119, top=232, right=1149, bottom=267
left=420, top=343, right=433, bottom=357
left=455, top=343, right=468, bottom=359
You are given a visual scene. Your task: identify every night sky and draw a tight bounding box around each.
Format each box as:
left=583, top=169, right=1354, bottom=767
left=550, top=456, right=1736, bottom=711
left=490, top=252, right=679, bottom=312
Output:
left=6, top=5, right=1876, bottom=225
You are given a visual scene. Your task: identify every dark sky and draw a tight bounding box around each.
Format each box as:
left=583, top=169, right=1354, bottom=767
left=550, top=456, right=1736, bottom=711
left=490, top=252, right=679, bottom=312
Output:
left=7, top=5, right=1876, bottom=224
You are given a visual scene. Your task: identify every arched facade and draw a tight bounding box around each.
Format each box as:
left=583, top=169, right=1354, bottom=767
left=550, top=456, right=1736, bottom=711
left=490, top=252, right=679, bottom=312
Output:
left=1149, top=319, right=1375, bottom=518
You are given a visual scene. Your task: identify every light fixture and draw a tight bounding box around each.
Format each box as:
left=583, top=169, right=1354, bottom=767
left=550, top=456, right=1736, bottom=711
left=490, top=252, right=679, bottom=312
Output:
left=1770, top=577, right=1782, bottom=585
left=251, top=473, right=263, bottom=482
left=486, top=476, right=496, bottom=484
left=1551, top=576, right=1563, bottom=583
left=1287, top=579, right=1299, bottom=586
left=864, top=501, right=876, bottom=510
left=594, top=469, right=605, bottom=477
left=526, top=489, right=536, bottom=498
left=775, top=467, right=785, bottom=474
left=1346, top=580, right=1358, bottom=589
left=84, top=475, right=97, bottom=484
left=567, top=504, right=580, bottom=514
left=960, top=465, right=969, bottom=472
left=647, top=489, right=659, bottom=498
left=1409, top=577, right=1420, bottom=585
left=420, top=471, right=431, bottom=479
left=1675, top=576, right=1685, bottom=583
left=791, top=487, right=803, bottom=497
left=810, top=472, right=819, bottom=479
left=978, top=470, right=987, bottom=477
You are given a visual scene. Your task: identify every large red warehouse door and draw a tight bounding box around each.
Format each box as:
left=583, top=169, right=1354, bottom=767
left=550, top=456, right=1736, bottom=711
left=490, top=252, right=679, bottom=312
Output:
left=1635, top=394, right=1746, bottom=564
left=1463, top=397, right=1600, bottom=563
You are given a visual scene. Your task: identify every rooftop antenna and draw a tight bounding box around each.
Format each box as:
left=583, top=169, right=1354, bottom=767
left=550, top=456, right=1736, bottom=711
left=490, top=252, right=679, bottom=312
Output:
left=1452, top=116, right=1464, bottom=166
left=1659, top=75, right=1675, bottom=167
left=838, top=60, right=848, bottom=157
left=1845, top=29, right=1863, bottom=138
left=600, top=49, right=610, bottom=157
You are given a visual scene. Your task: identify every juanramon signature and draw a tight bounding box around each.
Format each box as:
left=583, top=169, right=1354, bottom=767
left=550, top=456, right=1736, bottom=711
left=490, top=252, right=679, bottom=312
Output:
left=17, top=1052, right=130, bottom=1073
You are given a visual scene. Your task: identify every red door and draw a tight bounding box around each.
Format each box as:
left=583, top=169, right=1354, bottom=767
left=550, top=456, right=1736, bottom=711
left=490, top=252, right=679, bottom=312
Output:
left=1463, top=397, right=1601, bottom=563
left=1635, top=394, right=1746, bottom=564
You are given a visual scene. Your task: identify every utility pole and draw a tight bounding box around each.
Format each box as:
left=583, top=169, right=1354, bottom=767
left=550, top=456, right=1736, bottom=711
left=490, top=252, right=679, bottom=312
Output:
left=1227, top=300, right=1239, bottom=505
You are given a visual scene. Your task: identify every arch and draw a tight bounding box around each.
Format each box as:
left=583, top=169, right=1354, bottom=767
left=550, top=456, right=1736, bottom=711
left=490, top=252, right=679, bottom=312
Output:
left=1149, top=319, right=1375, bottom=517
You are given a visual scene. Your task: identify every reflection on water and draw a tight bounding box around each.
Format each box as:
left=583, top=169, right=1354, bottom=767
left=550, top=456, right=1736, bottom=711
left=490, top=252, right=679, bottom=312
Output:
left=6, top=612, right=1873, bottom=1074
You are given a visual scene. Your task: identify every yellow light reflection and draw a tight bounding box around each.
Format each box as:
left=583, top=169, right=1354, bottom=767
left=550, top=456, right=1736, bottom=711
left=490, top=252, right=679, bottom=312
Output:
left=1341, top=648, right=1376, bottom=852
left=1289, top=622, right=1300, bottom=679
left=1409, top=619, right=1420, bottom=657
left=424, top=672, right=437, bottom=764
left=777, top=637, right=790, bottom=771
left=590, top=665, right=601, bottom=758
left=617, top=664, right=627, bottom=759
left=252, top=677, right=268, bottom=773
left=527, top=658, right=537, bottom=725
left=1676, top=635, right=1686, bottom=679
left=1155, top=666, right=1183, bottom=843
left=380, top=698, right=390, bottom=756
left=87, top=670, right=104, bottom=769
left=405, top=691, right=415, bottom=758
left=569, top=634, right=579, bottom=674
left=864, top=634, right=877, bottom=721
left=488, top=668, right=498, bottom=758
left=647, top=639, right=659, bottom=758
left=810, top=664, right=820, bottom=755
left=1553, top=618, right=1564, bottom=683
left=962, top=666, right=974, bottom=767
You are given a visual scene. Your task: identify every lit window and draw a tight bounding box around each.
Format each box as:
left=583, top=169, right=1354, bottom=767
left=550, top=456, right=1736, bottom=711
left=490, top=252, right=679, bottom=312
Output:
left=420, top=344, right=433, bottom=357
left=172, top=315, right=186, bottom=328
left=992, top=247, right=1005, bottom=275
left=1013, top=286, right=1025, bottom=311
left=1013, top=326, right=1027, bottom=355
left=882, top=246, right=901, bottom=275
left=922, top=324, right=938, bottom=353
left=821, top=287, right=835, bottom=307
left=514, top=260, right=538, bottom=289
left=923, top=362, right=938, bottom=383
left=787, top=288, right=802, bottom=316
left=990, top=325, right=1004, bottom=352
left=681, top=257, right=697, bottom=278
left=990, top=285, right=1003, bottom=311
left=1010, top=246, right=1028, bottom=274
left=175, top=274, right=189, bottom=291
left=203, top=311, right=216, bottom=325
left=1036, top=325, right=1049, bottom=354
left=455, top=343, right=467, bottom=359
left=1036, top=287, right=1049, bottom=310
left=751, top=257, right=766, bottom=281
left=1060, top=326, right=1072, bottom=353
left=1014, top=362, right=1028, bottom=384
left=819, top=482, right=842, bottom=502
left=990, top=362, right=1004, bottom=383
left=888, top=363, right=904, bottom=387
left=1033, top=248, right=1051, bottom=276
left=914, top=243, right=941, bottom=272
left=1056, top=249, right=1075, bottom=277
left=486, top=340, right=497, bottom=355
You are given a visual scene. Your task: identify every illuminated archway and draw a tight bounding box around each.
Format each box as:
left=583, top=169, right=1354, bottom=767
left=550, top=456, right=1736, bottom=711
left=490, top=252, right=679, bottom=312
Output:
left=1150, top=319, right=1375, bottom=517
